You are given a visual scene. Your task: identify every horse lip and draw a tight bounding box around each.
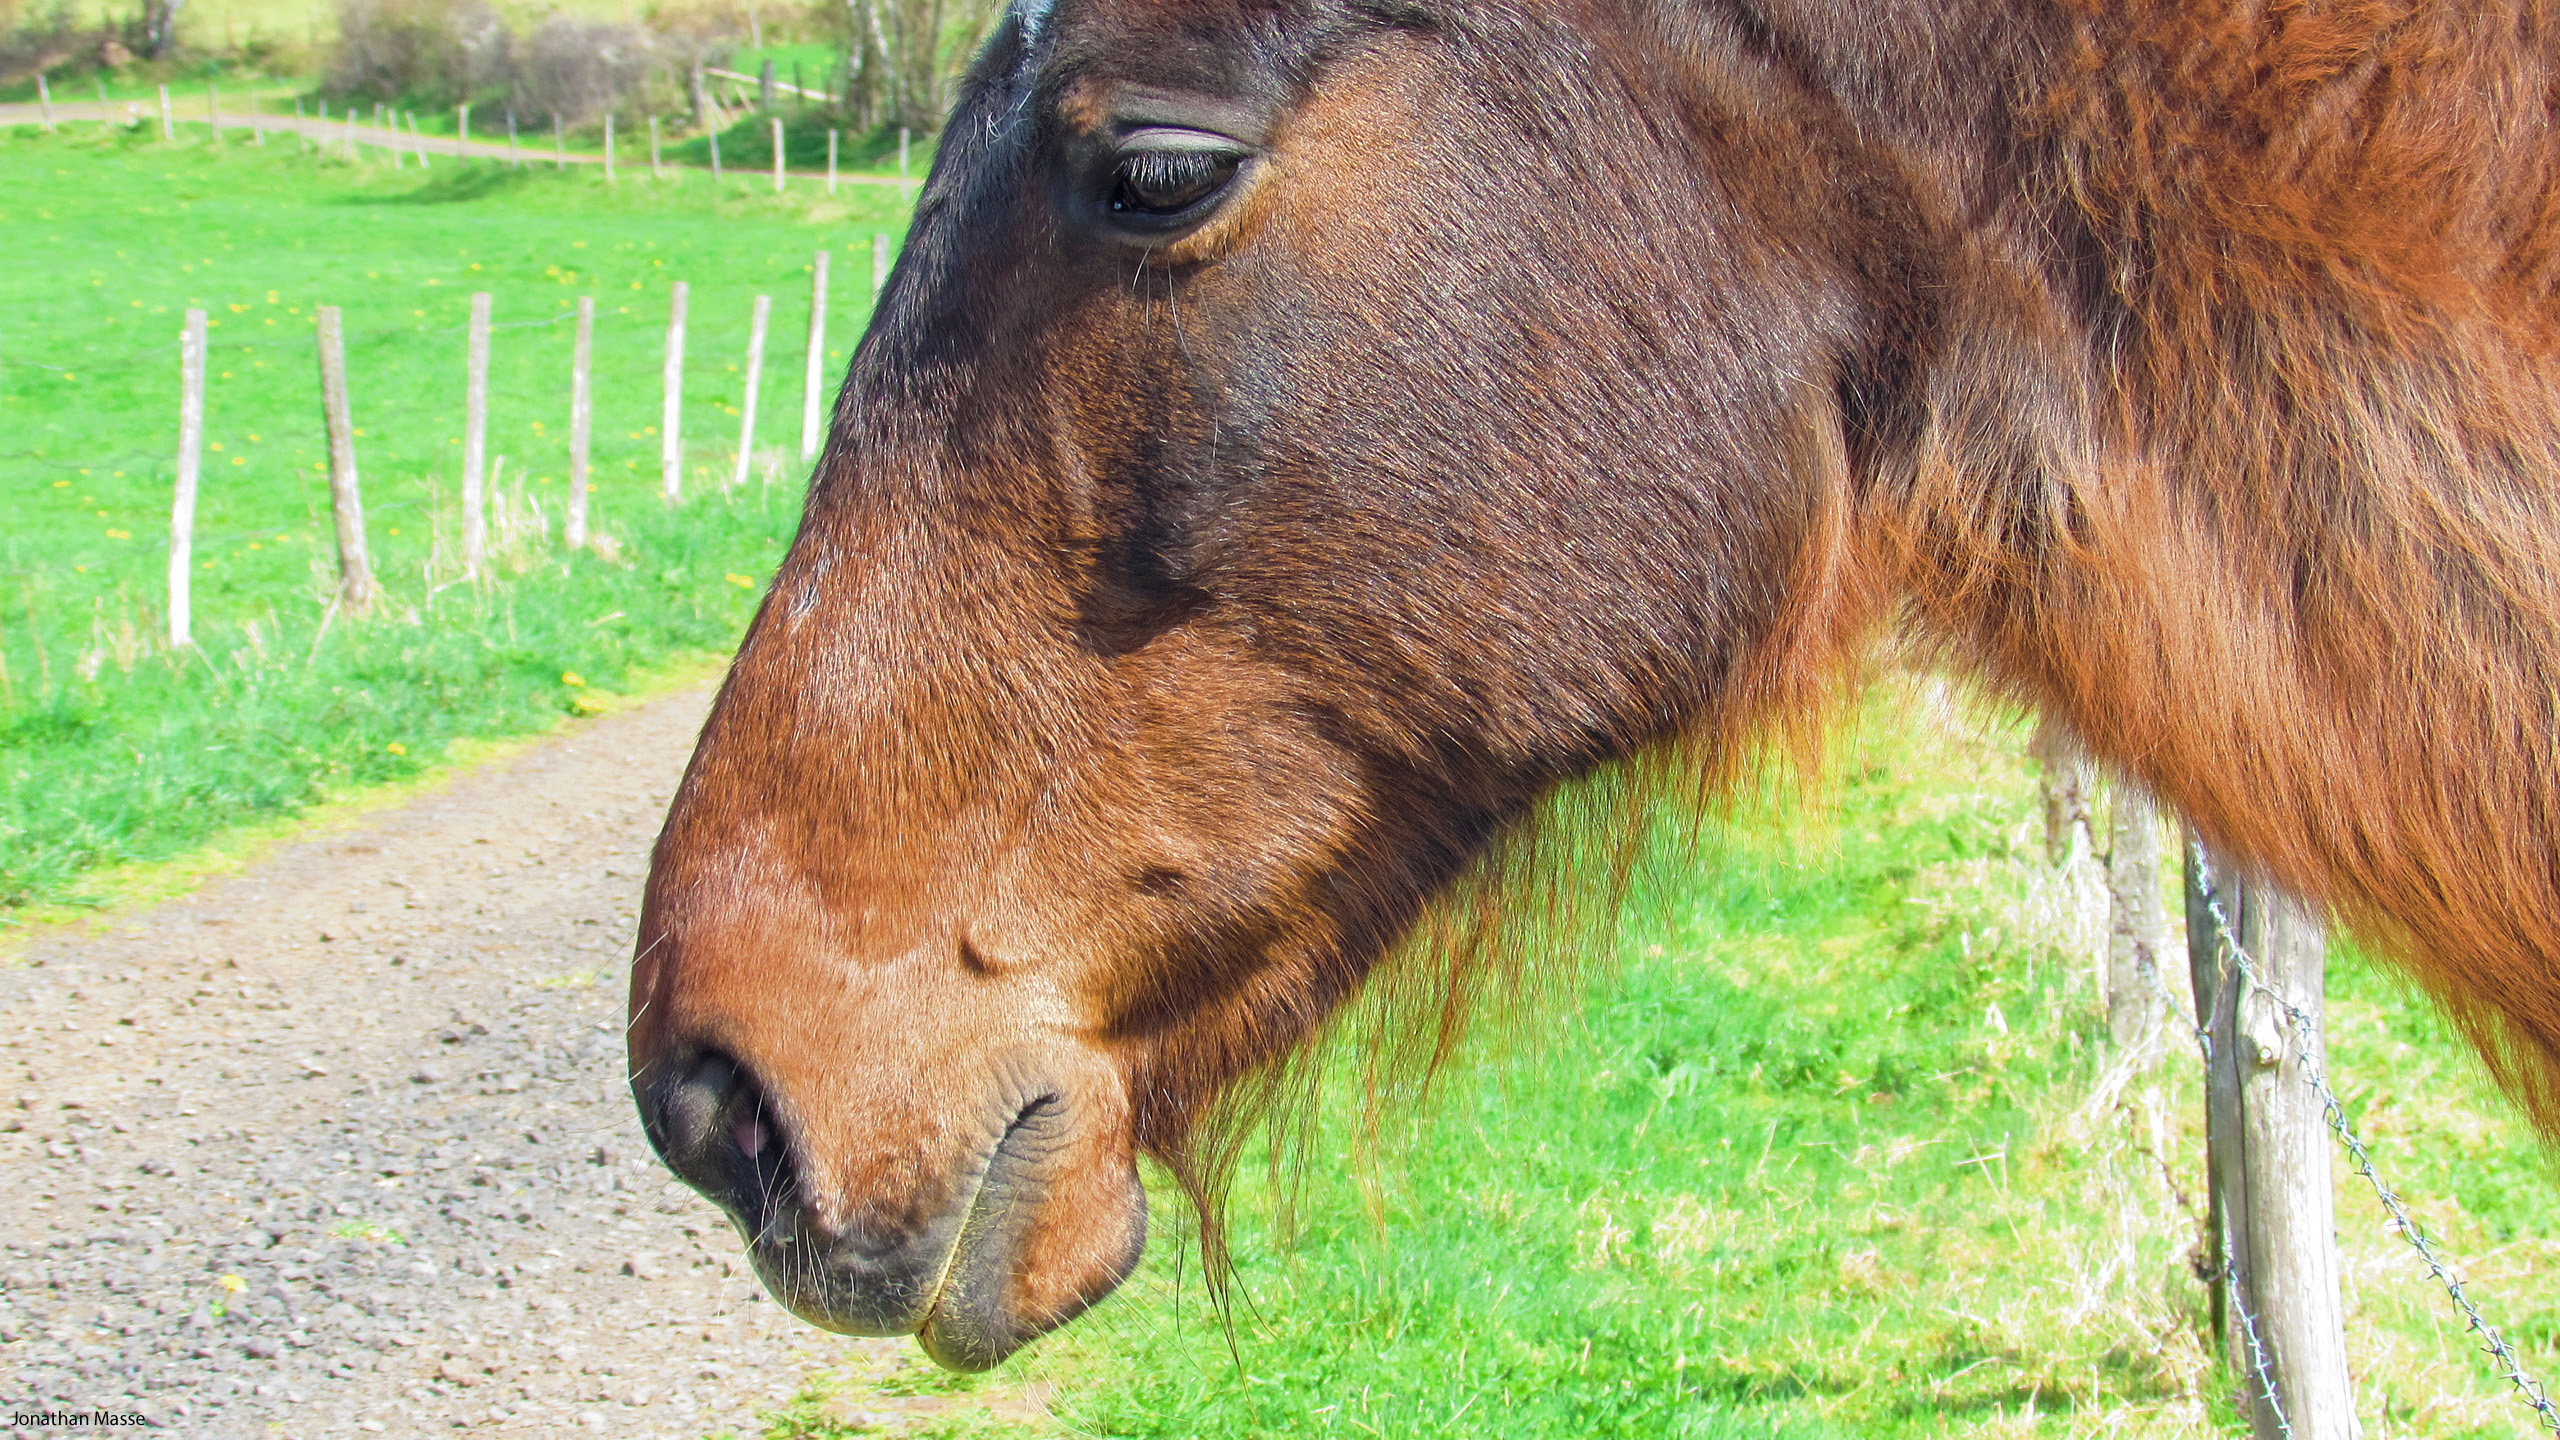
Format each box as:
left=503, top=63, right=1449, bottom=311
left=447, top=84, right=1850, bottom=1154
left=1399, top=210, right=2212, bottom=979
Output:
left=758, top=1091, right=1056, bottom=1341
left=908, top=1093, right=1056, bottom=1319
left=911, top=1092, right=1073, bottom=1369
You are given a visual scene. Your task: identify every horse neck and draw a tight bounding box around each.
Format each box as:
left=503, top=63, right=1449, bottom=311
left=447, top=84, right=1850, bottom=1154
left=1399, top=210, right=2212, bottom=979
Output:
left=1741, top=0, right=2560, bottom=1134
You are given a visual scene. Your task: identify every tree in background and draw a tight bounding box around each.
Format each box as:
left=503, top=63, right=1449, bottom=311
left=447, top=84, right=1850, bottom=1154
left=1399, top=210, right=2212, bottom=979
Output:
left=826, top=0, right=1001, bottom=133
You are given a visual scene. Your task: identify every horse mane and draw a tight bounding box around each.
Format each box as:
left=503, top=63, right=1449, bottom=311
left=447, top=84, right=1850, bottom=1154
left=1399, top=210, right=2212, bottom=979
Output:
left=1893, top=0, right=2560, bottom=1131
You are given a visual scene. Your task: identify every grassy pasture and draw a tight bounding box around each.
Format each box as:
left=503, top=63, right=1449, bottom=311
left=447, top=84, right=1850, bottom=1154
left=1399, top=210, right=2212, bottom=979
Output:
left=766, top=683, right=2560, bottom=1438
left=0, top=119, right=911, bottom=914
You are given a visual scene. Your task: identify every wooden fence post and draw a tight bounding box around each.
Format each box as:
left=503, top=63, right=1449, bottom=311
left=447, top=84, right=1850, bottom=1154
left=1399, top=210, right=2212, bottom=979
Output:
left=662, top=281, right=688, bottom=502
left=552, top=114, right=565, bottom=170
left=2106, top=786, right=2168, bottom=1055
left=2186, top=849, right=2357, bottom=1439
left=802, top=250, right=829, bottom=462
left=568, top=296, right=594, bottom=550
left=771, top=116, right=785, bottom=192
left=158, top=83, right=172, bottom=140
left=170, top=309, right=206, bottom=648
left=462, top=291, right=491, bottom=578
left=732, top=295, right=770, bottom=491
left=827, top=127, right=837, bottom=195
left=899, top=126, right=909, bottom=191
left=710, top=129, right=723, bottom=180
left=507, top=109, right=520, bottom=167
left=605, top=114, right=616, bottom=182
left=459, top=101, right=470, bottom=147
left=36, top=72, right=52, bottom=132
left=872, top=233, right=889, bottom=299
left=314, top=307, right=376, bottom=613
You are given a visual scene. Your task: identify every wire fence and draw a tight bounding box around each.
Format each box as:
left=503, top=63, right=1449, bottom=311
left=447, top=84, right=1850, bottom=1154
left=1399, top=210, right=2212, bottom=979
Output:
left=2183, top=844, right=2560, bottom=1438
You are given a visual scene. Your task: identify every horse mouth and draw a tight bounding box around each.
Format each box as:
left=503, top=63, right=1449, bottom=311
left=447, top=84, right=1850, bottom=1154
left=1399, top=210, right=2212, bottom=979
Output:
left=651, top=1057, right=1145, bottom=1372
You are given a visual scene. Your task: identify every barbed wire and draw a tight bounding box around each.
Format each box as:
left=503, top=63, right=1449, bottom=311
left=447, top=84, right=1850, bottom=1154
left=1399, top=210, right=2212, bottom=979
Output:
left=2185, top=843, right=2560, bottom=1437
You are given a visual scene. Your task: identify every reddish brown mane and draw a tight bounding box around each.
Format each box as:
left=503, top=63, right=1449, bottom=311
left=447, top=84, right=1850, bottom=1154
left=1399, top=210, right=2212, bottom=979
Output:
left=1871, top=0, right=2560, bottom=1133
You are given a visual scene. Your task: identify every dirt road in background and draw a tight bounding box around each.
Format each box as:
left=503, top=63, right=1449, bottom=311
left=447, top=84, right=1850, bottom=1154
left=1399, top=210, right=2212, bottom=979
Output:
left=0, top=688, right=955, bottom=1438
left=0, top=102, right=909, bottom=186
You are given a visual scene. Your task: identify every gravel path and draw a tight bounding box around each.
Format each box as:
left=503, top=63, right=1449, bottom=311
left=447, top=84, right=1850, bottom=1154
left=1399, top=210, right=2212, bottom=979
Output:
left=0, top=102, right=909, bottom=186
left=0, top=688, right=969, bottom=1438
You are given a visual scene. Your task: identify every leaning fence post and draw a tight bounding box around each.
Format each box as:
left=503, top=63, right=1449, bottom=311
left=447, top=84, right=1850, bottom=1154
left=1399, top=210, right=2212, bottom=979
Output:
left=662, top=281, right=688, bottom=502
left=462, top=291, right=491, bottom=577
left=37, top=72, right=54, bottom=132
left=2106, top=786, right=2168, bottom=1056
left=732, top=295, right=770, bottom=491
left=2186, top=849, right=2356, bottom=1439
left=170, top=309, right=206, bottom=648
left=802, top=250, right=829, bottom=462
left=314, top=307, right=376, bottom=613
left=568, top=296, right=594, bottom=550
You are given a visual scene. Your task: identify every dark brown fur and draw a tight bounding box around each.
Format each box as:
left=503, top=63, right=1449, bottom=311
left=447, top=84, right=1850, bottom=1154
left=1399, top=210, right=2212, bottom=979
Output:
left=630, top=0, right=2560, bottom=1366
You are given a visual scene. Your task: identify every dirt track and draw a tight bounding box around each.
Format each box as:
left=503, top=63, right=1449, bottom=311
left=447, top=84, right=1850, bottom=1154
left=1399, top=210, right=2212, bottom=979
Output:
left=0, top=687, right=969, bottom=1438
left=0, top=102, right=908, bottom=187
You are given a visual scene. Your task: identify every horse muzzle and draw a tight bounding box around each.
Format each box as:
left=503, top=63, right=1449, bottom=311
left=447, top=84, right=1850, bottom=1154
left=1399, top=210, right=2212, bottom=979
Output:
left=640, top=1048, right=1147, bottom=1371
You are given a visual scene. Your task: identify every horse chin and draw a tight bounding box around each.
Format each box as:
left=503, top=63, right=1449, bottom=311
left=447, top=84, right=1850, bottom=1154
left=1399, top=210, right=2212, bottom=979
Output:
left=735, top=1090, right=1150, bottom=1373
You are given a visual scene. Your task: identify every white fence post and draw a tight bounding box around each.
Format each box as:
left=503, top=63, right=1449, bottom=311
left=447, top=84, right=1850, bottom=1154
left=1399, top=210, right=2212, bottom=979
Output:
left=661, top=281, right=688, bottom=502
left=802, top=251, right=828, bottom=462
left=732, top=295, right=770, bottom=491
left=314, top=307, right=376, bottom=613
left=462, top=292, right=491, bottom=578
left=2186, top=851, right=2357, bottom=1440
left=170, top=309, right=206, bottom=648
left=568, top=296, right=594, bottom=550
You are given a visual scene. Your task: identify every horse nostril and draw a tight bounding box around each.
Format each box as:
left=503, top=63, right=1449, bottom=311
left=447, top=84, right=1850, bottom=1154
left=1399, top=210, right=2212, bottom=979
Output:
left=647, top=1049, right=797, bottom=1232
left=652, top=1051, right=741, bottom=1163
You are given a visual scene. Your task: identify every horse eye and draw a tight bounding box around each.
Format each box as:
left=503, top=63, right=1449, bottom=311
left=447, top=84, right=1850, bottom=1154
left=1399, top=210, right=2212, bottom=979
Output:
left=1109, top=148, right=1242, bottom=219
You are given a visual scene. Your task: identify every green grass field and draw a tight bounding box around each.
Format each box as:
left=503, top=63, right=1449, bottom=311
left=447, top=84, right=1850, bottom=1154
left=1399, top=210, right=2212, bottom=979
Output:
left=758, top=684, right=2560, bottom=1439
left=0, top=118, right=912, bottom=914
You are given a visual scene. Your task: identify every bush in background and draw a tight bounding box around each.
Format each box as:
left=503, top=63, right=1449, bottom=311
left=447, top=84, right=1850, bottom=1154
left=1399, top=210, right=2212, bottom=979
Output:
left=324, top=0, right=682, bottom=125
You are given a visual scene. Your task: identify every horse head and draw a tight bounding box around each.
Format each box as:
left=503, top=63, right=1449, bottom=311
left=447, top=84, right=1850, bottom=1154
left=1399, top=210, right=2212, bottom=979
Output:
left=630, top=0, right=2560, bottom=1373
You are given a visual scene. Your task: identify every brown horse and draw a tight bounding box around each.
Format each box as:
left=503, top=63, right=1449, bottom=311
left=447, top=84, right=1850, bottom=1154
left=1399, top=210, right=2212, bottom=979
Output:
left=630, top=0, right=2560, bottom=1371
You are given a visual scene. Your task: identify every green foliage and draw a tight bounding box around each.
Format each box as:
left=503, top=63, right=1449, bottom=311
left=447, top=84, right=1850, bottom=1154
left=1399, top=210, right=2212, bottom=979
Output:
left=0, top=123, right=912, bottom=913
